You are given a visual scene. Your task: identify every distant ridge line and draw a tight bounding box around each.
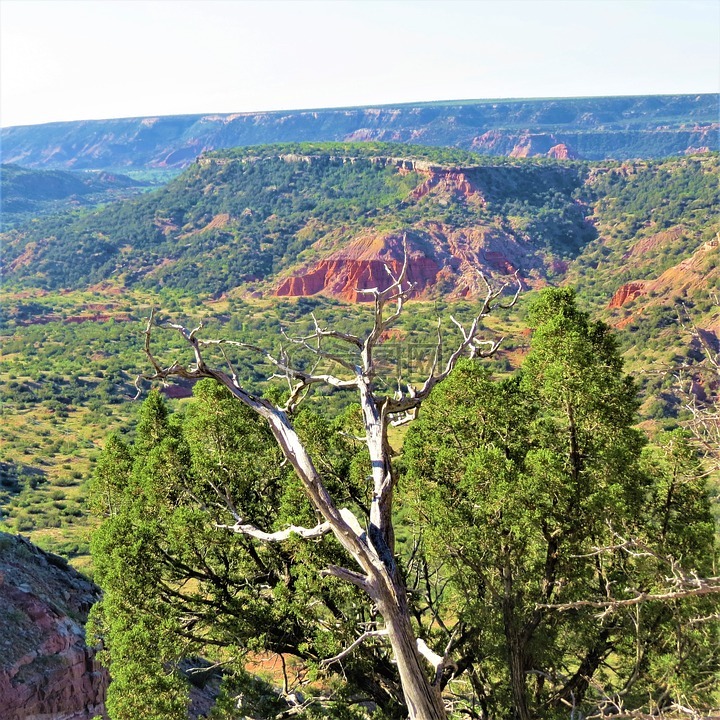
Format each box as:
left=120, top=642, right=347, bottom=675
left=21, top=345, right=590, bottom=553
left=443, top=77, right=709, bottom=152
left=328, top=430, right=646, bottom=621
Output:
left=3, top=92, right=718, bottom=129
left=2, top=93, right=717, bottom=170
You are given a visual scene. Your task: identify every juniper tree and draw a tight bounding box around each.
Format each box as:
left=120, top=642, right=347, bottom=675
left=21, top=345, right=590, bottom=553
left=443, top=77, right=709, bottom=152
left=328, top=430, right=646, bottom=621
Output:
left=402, top=288, right=718, bottom=719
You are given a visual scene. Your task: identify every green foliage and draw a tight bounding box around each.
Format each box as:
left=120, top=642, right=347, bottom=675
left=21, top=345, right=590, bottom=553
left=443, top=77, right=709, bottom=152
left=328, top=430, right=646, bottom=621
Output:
left=570, top=154, right=720, bottom=307
left=402, top=288, right=718, bottom=718
left=2, top=143, right=595, bottom=295
left=0, top=163, right=155, bottom=229
left=89, top=380, right=403, bottom=719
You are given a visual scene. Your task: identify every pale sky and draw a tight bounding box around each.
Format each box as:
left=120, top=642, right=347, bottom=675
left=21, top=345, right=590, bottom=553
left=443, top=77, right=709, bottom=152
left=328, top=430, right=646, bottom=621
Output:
left=1, top=0, right=718, bottom=128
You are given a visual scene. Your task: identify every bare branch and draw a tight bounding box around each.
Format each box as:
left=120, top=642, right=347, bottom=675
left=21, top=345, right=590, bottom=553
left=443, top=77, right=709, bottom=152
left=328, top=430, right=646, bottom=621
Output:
left=320, top=629, right=389, bottom=667
left=385, top=271, right=522, bottom=414
left=215, top=519, right=332, bottom=543
left=541, top=577, right=720, bottom=614
left=541, top=529, right=720, bottom=615
left=309, top=312, right=363, bottom=348
left=281, top=325, right=361, bottom=375
left=416, top=638, right=444, bottom=673
left=321, top=565, right=373, bottom=595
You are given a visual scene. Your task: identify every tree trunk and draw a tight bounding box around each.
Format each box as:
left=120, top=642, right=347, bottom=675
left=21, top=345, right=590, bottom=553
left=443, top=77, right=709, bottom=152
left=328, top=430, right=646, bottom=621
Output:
left=269, top=405, right=447, bottom=719
left=506, top=629, right=531, bottom=720
left=502, top=548, right=532, bottom=720
left=377, top=591, right=447, bottom=720
left=360, top=388, right=447, bottom=719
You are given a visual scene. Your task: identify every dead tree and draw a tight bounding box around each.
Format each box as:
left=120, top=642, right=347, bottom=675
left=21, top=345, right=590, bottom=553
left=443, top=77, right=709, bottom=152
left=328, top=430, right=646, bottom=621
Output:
left=675, top=298, right=720, bottom=473
left=540, top=531, right=720, bottom=617
left=140, top=252, right=519, bottom=720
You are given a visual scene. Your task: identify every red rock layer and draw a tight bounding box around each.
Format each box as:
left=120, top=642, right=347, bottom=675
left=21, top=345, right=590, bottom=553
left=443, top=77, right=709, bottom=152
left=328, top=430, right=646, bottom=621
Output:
left=408, top=170, right=483, bottom=202
left=546, top=143, right=578, bottom=159
left=0, top=534, right=108, bottom=720
left=275, top=223, right=546, bottom=302
left=277, top=233, right=441, bottom=302
left=608, top=281, right=646, bottom=308
left=472, top=131, right=580, bottom=159
left=610, top=236, right=719, bottom=312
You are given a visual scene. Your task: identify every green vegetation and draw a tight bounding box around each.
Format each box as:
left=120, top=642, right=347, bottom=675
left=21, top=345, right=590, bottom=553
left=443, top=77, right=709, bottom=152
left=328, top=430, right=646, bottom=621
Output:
left=403, top=290, right=717, bottom=718
left=570, top=154, right=719, bottom=305
left=86, top=289, right=718, bottom=718
left=0, top=283, right=521, bottom=564
left=89, top=383, right=401, bottom=719
left=0, top=163, right=162, bottom=229
left=1, top=143, right=595, bottom=295
left=1, top=146, right=718, bottom=570
left=1, top=139, right=719, bottom=719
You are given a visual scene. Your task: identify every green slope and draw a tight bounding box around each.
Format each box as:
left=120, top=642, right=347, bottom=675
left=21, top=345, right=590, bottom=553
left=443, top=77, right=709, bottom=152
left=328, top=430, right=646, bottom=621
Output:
left=1, top=142, right=594, bottom=295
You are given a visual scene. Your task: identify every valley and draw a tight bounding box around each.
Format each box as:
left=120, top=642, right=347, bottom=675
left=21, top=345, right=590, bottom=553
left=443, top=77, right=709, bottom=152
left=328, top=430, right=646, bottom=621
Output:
left=1, top=142, right=718, bottom=563
left=0, top=136, right=718, bottom=720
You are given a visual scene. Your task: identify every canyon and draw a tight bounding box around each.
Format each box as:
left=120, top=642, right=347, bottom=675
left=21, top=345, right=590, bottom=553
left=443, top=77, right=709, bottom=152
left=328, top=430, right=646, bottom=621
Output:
left=2, top=94, right=716, bottom=170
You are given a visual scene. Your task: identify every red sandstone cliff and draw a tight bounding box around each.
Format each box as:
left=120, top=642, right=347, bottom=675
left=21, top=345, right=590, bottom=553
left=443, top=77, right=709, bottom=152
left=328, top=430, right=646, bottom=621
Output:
left=408, top=169, right=485, bottom=203
left=609, top=236, right=719, bottom=311
left=275, top=222, right=544, bottom=302
left=0, top=533, right=107, bottom=720
left=547, top=143, right=579, bottom=160
left=609, top=281, right=646, bottom=308
left=276, top=232, right=441, bottom=302
left=272, top=158, right=569, bottom=301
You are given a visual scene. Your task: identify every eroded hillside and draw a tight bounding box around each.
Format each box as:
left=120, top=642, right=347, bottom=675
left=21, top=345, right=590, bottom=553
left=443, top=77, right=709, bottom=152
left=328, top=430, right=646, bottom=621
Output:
left=1, top=144, right=596, bottom=297
left=2, top=94, right=717, bottom=170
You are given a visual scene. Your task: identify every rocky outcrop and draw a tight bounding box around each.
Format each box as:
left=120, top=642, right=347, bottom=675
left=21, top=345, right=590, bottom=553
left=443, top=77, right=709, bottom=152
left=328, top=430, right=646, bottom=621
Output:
left=609, top=236, right=720, bottom=312
left=509, top=136, right=578, bottom=159
left=546, top=143, right=578, bottom=159
left=276, top=223, right=544, bottom=302
left=472, top=132, right=581, bottom=159
left=0, top=533, right=107, bottom=720
left=276, top=233, right=441, bottom=302
left=608, top=281, right=646, bottom=308
left=408, top=169, right=484, bottom=202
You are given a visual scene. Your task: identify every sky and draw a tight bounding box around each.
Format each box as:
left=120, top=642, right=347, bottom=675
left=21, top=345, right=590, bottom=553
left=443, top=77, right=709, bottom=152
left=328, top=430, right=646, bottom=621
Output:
left=1, top=0, right=718, bottom=128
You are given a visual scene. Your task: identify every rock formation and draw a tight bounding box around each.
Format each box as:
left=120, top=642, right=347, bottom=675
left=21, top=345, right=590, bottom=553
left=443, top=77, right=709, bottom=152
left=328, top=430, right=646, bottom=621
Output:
left=276, top=232, right=441, bottom=302
left=276, top=223, right=541, bottom=302
left=609, top=236, right=719, bottom=312
left=608, top=281, right=646, bottom=308
left=2, top=95, right=716, bottom=169
left=546, top=143, right=579, bottom=159
left=408, top=168, right=484, bottom=202
left=0, top=533, right=107, bottom=720
left=472, top=132, right=581, bottom=159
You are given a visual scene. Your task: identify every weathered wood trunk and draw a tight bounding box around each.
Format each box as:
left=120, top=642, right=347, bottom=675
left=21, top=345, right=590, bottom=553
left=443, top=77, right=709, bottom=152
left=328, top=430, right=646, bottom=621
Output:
left=378, top=592, right=447, bottom=720
left=268, top=408, right=448, bottom=719
left=362, top=385, right=448, bottom=720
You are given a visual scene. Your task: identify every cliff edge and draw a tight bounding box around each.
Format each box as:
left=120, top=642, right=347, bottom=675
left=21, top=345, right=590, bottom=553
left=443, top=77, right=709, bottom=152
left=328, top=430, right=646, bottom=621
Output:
left=0, top=532, right=107, bottom=720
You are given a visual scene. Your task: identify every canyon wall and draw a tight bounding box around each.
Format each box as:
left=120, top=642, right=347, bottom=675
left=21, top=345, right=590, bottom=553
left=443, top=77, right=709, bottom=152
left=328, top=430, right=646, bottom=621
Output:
left=2, top=94, right=716, bottom=170
left=0, top=533, right=107, bottom=720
